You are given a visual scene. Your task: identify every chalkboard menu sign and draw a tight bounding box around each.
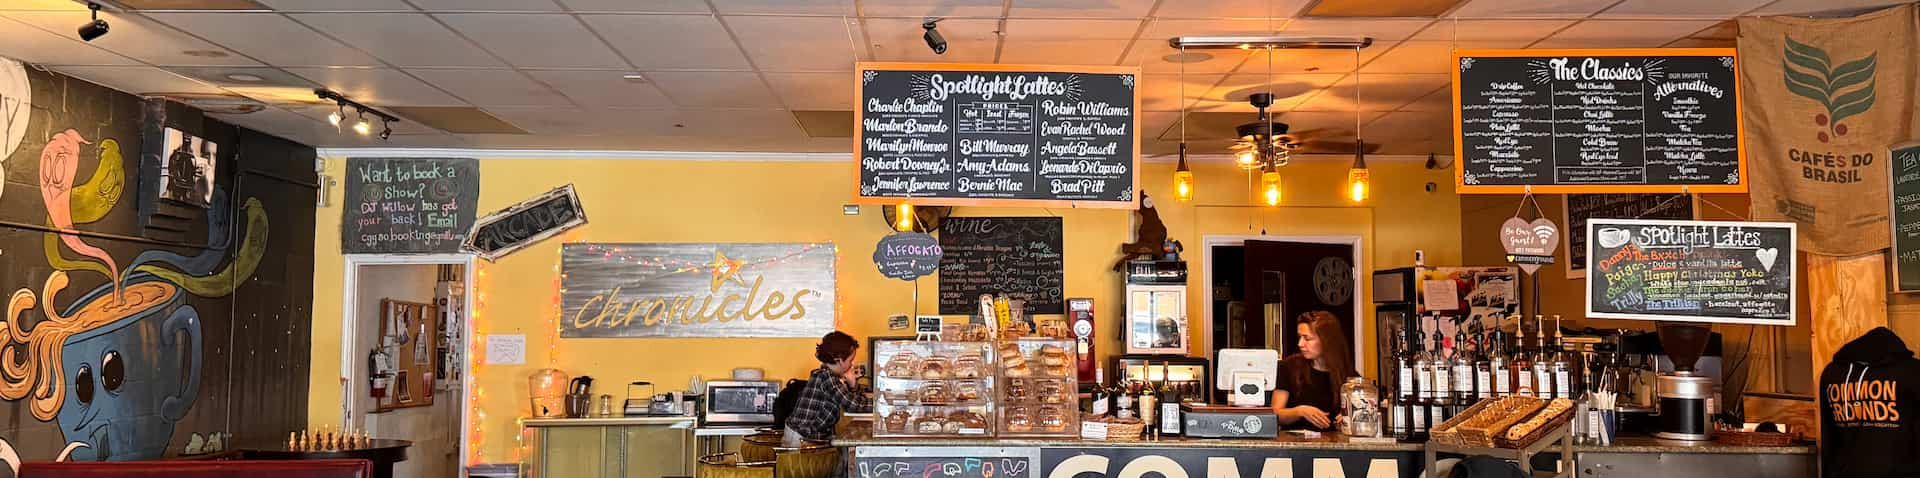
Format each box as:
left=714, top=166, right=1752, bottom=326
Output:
left=1891, top=142, right=1920, bottom=292
left=342, top=157, right=480, bottom=254
left=938, top=217, right=1064, bottom=314
left=1585, top=219, right=1796, bottom=325
left=1563, top=194, right=1695, bottom=278
left=1453, top=49, right=1746, bottom=194
left=464, top=184, right=587, bottom=261
left=855, top=63, right=1140, bottom=209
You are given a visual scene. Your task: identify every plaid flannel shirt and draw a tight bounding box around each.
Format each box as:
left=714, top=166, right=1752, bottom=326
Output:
left=786, top=366, right=871, bottom=440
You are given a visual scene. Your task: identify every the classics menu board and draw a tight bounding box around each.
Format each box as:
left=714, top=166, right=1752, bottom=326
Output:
left=1585, top=219, right=1796, bottom=326
left=1890, top=142, right=1920, bottom=292
left=1454, top=49, right=1746, bottom=194
left=855, top=63, right=1140, bottom=208
left=342, top=157, right=480, bottom=254
left=937, top=217, right=1065, bottom=315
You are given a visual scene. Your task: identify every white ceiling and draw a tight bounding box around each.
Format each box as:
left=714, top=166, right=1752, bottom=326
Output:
left=0, top=0, right=1903, bottom=155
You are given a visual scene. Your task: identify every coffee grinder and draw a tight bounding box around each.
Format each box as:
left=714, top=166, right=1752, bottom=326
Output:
left=1654, top=323, right=1714, bottom=441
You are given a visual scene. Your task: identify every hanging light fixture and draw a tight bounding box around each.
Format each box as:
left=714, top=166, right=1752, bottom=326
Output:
left=352, top=110, right=372, bottom=136
left=1346, top=50, right=1370, bottom=203
left=893, top=202, right=915, bottom=232
left=1260, top=162, right=1282, bottom=206
left=1173, top=44, right=1195, bottom=202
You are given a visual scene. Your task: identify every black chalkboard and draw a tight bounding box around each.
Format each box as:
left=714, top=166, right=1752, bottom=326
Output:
left=856, top=63, right=1140, bottom=208
left=464, top=184, right=587, bottom=261
left=1892, top=142, right=1920, bottom=292
left=1564, top=194, right=1694, bottom=277
left=853, top=454, right=1034, bottom=478
left=938, top=217, right=1064, bottom=315
left=873, top=232, right=941, bottom=281
left=1455, top=50, right=1744, bottom=193
left=342, top=158, right=480, bottom=254
left=1585, top=219, right=1796, bottom=325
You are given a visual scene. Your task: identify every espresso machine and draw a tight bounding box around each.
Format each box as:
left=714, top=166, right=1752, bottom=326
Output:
left=1654, top=323, right=1715, bottom=441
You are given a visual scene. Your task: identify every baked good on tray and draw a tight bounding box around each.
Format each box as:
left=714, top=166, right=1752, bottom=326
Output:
left=885, top=410, right=912, bottom=433
left=1505, top=398, right=1575, bottom=440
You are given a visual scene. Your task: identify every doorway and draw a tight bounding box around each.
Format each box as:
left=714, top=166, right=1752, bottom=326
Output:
left=343, top=255, right=472, bottom=478
left=1202, top=236, right=1362, bottom=372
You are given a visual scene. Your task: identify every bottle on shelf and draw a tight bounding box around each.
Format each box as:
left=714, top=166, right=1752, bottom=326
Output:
left=1115, top=369, right=1137, bottom=420
left=1489, top=318, right=1511, bottom=398
left=1392, top=325, right=1419, bottom=440
left=1091, top=367, right=1110, bottom=417
left=1452, top=322, right=1477, bottom=411
left=1473, top=320, right=1495, bottom=401
left=1550, top=315, right=1578, bottom=400
left=1410, top=319, right=1434, bottom=435
left=1139, top=378, right=1159, bottom=438
left=1510, top=314, right=1536, bottom=398
left=1427, top=316, right=1452, bottom=425
left=1531, top=316, right=1554, bottom=399
left=1159, top=366, right=1183, bottom=437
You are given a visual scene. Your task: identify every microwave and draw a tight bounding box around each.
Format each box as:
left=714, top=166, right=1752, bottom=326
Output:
left=703, top=380, right=779, bottom=425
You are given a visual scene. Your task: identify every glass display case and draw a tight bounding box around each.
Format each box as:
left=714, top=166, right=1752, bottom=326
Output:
left=996, top=338, right=1079, bottom=437
left=872, top=340, right=996, bottom=437
left=1125, top=284, right=1188, bottom=355
left=1113, top=355, right=1210, bottom=404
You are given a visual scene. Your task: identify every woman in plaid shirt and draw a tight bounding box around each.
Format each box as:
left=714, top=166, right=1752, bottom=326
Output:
left=783, top=331, right=872, bottom=445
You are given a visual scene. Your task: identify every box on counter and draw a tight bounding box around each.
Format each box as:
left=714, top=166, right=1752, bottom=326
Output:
left=1181, top=404, right=1278, bottom=439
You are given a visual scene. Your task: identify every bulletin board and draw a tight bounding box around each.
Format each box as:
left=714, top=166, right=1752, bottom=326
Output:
left=376, top=299, right=441, bottom=412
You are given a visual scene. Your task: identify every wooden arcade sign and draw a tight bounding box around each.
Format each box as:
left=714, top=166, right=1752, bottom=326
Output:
left=1453, top=48, right=1746, bottom=194
left=854, top=62, right=1141, bottom=209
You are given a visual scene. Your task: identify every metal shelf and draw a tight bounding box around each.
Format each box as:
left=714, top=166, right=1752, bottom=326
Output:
left=1424, top=422, right=1574, bottom=478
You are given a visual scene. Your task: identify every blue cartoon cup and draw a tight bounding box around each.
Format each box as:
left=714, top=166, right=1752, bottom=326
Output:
left=52, top=272, right=202, bottom=461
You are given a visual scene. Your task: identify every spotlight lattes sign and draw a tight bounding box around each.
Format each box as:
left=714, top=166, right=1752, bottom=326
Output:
left=561, top=243, right=837, bottom=338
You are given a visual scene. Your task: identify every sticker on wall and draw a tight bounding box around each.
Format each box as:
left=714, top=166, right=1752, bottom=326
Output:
left=464, top=184, right=587, bottom=261
left=561, top=243, right=837, bottom=338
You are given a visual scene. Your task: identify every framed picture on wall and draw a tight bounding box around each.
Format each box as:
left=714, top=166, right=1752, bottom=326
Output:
left=159, top=127, right=216, bottom=208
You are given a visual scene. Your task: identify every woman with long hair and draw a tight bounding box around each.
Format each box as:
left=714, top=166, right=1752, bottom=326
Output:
left=1271, top=311, right=1354, bottom=430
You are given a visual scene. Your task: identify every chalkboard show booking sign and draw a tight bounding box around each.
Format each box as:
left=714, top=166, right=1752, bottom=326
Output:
left=342, top=157, right=480, bottom=254
left=854, top=63, right=1140, bottom=209
left=464, top=184, right=587, bottom=261
left=1585, top=219, right=1796, bottom=326
left=1454, top=49, right=1746, bottom=194
left=1562, top=193, right=1695, bottom=278
left=938, top=217, right=1065, bottom=315
left=1892, top=142, right=1920, bottom=292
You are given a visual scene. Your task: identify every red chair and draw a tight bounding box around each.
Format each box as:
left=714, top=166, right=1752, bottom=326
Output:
left=20, top=459, right=372, bottom=478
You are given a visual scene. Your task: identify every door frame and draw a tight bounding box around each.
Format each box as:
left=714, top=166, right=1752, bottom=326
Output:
left=340, top=253, right=475, bottom=467
left=1200, top=234, right=1365, bottom=367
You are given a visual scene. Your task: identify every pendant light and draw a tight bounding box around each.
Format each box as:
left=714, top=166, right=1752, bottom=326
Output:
left=1347, top=49, right=1370, bottom=203
left=1260, top=162, right=1282, bottom=206
left=1173, top=44, right=1195, bottom=202
left=893, top=202, right=915, bottom=232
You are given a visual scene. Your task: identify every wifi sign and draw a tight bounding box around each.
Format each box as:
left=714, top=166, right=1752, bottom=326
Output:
left=1499, top=217, right=1561, bottom=274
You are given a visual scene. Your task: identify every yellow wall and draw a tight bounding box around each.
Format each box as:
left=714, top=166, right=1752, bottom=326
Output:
left=308, top=154, right=1461, bottom=463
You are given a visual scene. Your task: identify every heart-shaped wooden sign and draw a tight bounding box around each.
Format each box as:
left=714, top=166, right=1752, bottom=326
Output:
left=1500, top=217, right=1560, bottom=273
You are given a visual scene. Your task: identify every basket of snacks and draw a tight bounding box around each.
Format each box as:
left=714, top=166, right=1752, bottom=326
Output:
left=1716, top=429, right=1799, bottom=447
left=1458, top=396, right=1545, bottom=448
left=1429, top=398, right=1497, bottom=446
left=1496, top=398, right=1576, bottom=448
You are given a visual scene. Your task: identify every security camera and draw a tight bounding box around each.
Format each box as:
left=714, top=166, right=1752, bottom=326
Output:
left=77, top=3, right=109, bottom=42
left=922, top=20, right=947, bottom=55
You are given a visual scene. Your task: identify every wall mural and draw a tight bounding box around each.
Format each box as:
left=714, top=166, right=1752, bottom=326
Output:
left=0, top=59, right=313, bottom=472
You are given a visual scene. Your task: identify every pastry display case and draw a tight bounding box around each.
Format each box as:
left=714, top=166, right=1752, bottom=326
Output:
left=995, top=338, right=1079, bottom=437
left=872, top=340, right=996, bottom=437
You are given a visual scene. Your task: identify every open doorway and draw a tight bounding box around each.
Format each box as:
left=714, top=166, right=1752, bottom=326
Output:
left=343, top=255, right=472, bottom=478
left=1202, top=236, right=1363, bottom=379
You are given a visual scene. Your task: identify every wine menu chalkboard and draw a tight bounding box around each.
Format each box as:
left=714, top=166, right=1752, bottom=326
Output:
left=1454, top=49, right=1745, bottom=194
left=855, top=63, right=1140, bottom=209
left=1586, top=219, right=1796, bottom=326
left=1891, top=142, right=1920, bottom=292
left=342, top=157, right=480, bottom=254
left=937, top=217, right=1064, bottom=315
left=1563, top=194, right=1695, bottom=277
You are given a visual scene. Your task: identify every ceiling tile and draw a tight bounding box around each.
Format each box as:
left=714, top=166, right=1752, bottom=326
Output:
left=1398, top=86, right=1452, bottom=112
left=436, top=13, right=628, bottom=68
left=1140, top=111, right=1178, bottom=140
left=1000, top=39, right=1132, bottom=65
left=710, top=0, right=854, bottom=15
left=1410, top=19, right=1573, bottom=47
left=0, top=17, right=137, bottom=66
left=1203, top=73, right=1345, bottom=112
left=144, top=12, right=385, bottom=67
left=4, top=11, right=258, bottom=67
left=1274, top=111, right=1374, bottom=138
left=584, top=14, right=753, bottom=70
left=659, top=109, right=806, bottom=137
left=167, top=66, right=317, bottom=88
left=292, top=13, right=504, bottom=68
left=487, top=107, right=633, bottom=135
left=210, top=106, right=332, bottom=145
left=283, top=67, right=467, bottom=106
left=1664, top=37, right=1735, bottom=48
left=1236, top=42, right=1392, bottom=74
left=1280, top=18, right=1434, bottom=41
left=50, top=66, right=224, bottom=95
left=1596, top=0, right=1772, bottom=18
left=557, top=0, right=712, bottom=12
left=724, top=16, right=858, bottom=71
left=1141, top=18, right=1283, bottom=40
left=859, top=0, right=1004, bottom=18
left=764, top=72, right=854, bottom=110
left=1747, top=0, right=1908, bottom=15
left=1005, top=19, right=1140, bottom=41
left=1122, top=43, right=1252, bottom=74
left=409, top=0, right=563, bottom=11
left=1448, top=0, right=1617, bottom=18
left=1139, top=73, right=1225, bottom=112
left=863, top=18, right=998, bottom=63
left=1008, top=0, right=1156, bottom=18
left=282, top=102, right=442, bottom=135
left=525, top=70, right=674, bottom=107
left=1360, top=41, right=1455, bottom=74
left=255, top=0, right=416, bottom=10
left=1151, top=0, right=1315, bottom=19
left=1363, top=111, right=1452, bottom=140
left=644, top=71, right=779, bottom=107
left=1532, top=20, right=1720, bottom=49
left=1292, top=73, right=1447, bottom=112
left=407, top=69, right=574, bottom=107
left=0, top=0, right=90, bottom=10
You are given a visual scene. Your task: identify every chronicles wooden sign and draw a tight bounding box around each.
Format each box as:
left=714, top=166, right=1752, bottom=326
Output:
left=854, top=63, right=1141, bottom=209
left=561, top=243, right=837, bottom=338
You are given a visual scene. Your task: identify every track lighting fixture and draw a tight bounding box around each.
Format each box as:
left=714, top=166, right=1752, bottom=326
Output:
left=352, top=111, right=372, bottom=136
left=922, top=19, right=947, bottom=55
left=378, top=119, right=392, bottom=141
left=327, top=103, right=344, bottom=128
left=77, top=2, right=109, bottom=42
left=314, top=89, right=400, bottom=142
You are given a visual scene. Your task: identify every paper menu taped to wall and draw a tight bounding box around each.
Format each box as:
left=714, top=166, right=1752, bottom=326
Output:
left=1422, top=279, right=1460, bottom=312
left=486, top=334, right=526, bottom=365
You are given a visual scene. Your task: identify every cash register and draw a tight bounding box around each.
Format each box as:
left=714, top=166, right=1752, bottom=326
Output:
left=1180, top=349, right=1279, bottom=438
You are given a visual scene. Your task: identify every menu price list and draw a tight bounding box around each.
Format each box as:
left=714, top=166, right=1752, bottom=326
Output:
left=1891, top=144, right=1920, bottom=291
left=858, top=67, right=1137, bottom=204
left=1586, top=219, right=1795, bottom=325
left=1458, top=54, right=1740, bottom=188
left=937, top=217, right=1066, bottom=315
